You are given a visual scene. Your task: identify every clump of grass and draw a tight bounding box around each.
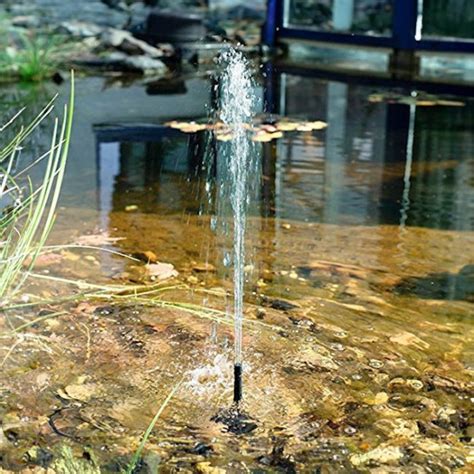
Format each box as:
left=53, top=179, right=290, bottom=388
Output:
left=0, top=15, right=63, bottom=82
left=0, top=72, right=74, bottom=306
left=12, top=35, right=60, bottom=82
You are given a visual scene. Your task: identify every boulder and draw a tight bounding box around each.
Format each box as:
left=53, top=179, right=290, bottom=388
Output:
left=101, top=28, right=165, bottom=58
left=57, top=20, right=104, bottom=38
left=75, top=51, right=167, bottom=74
left=105, top=52, right=167, bottom=74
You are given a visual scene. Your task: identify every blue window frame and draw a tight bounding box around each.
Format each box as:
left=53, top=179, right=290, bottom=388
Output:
left=263, top=0, right=474, bottom=54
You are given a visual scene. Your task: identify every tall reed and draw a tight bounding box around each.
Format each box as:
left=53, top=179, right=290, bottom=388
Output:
left=0, top=72, right=74, bottom=305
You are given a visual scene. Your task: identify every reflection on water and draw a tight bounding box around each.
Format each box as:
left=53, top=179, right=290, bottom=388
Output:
left=96, top=76, right=474, bottom=233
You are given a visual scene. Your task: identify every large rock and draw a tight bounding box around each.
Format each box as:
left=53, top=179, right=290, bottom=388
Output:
left=57, top=20, right=104, bottom=37
left=351, top=445, right=404, bottom=467
left=101, top=28, right=165, bottom=58
left=96, top=51, right=167, bottom=74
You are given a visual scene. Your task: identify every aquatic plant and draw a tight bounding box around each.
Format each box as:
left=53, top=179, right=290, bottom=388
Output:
left=126, top=378, right=184, bottom=474
left=0, top=16, right=63, bottom=82
left=0, top=73, right=74, bottom=305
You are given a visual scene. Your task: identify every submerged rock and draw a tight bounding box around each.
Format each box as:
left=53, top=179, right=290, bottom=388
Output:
left=195, top=461, right=226, bottom=474
left=50, top=446, right=100, bottom=474
left=257, top=438, right=297, bottom=473
left=375, top=418, right=419, bottom=439
left=350, top=445, right=404, bottom=467
left=211, top=406, right=257, bottom=435
left=145, top=261, right=178, bottom=280
left=261, top=296, right=300, bottom=312
left=26, top=447, right=54, bottom=468
left=132, top=250, right=158, bottom=263
left=192, top=262, right=217, bottom=273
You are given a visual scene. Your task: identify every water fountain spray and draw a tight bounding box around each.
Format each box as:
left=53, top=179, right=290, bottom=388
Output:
left=218, top=47, right=257, bottom=406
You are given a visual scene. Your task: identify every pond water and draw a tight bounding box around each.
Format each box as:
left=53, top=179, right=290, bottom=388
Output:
left=1, top=66, right=473, bottom=472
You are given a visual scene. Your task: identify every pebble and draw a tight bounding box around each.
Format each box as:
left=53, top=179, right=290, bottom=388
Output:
left=195, top=462, right=225, bottom=474
left=192, top=263, right=216, bottom=273
left=368, top=359, right=384, bottom=369
left=344, top=426, right=357, bottom=435
left=351, top=446, right=403, bottom=466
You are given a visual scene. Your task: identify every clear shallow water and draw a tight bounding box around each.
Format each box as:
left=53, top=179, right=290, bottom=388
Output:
left=1, top=70, right=473, bottom=472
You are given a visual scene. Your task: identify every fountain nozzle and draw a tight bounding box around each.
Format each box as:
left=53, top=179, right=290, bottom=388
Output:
left=233, top=363, right=242, bottom=403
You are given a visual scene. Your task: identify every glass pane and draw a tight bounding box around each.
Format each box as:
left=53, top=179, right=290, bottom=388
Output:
left=422, top=0, right=474, bottom=39
left=286, top=0, right=393, bottom=36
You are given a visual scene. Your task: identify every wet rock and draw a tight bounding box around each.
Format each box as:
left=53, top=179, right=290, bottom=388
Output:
left=257, top=439, right=296, bottom=473
left=428, top=374, right=467, bottom=394
left=145, top=262, right=178, bottom=280
left=463, top=424, right=474, bottom=441
left=192, top=262, right=216, bottom=273
left=261, top=296, right=300, bottom=312
left=11, top=15, right=40, bottom=28
left=51, top=446, right=100, bottom=473
left=57, top=20, right=104, bottom=37
left=389, top=332, right=429, bottom=349
left=26, top=446, right=54, bottom=468
left=195, top=461, right=225, bottom=474
left=191, top=442, right=213, bottom=457
left=288, top=316, right=315, bottom=330
left=142, top=453, right=161, bottom=472
left=23, top=252, right=63, bottom=269
left=101, top=28, right=166, bottom=58
left=0, top=427, right=9, bottom=449
left=375, top=418, right=419, bottom=439
left=211, top=407, right=257, bottom=435
left=78, top=51, right=167, bottom=75
left=364, top=392, right=389, bottom=405
left=350, top=445, right=404, bottom=467
left=132, top=250, right=158, bottom=263
left=344, top=426, right=357, bottom=435
left=388, top=377, right=424, bottom=392
left=62, top=382, right=99, bottom=402
left=368, top=359, right=384, bottom=369
left=93, top=305, right=116, bottom=315
left=433, top=406, right=467, bottom=433
left=114, top=53, right=167, bottom=74
left=417, top=420, right=450, bottom=438
left=286, top=347, right=338, bottom=374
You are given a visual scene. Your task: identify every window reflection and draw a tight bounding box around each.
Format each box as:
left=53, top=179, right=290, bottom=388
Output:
left=287, top=0, right=393, bottom=36
left=422, top=0, right=474, bottom=39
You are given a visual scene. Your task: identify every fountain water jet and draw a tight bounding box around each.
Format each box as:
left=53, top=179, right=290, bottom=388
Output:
left=217, top=47, right=258, bottom=405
